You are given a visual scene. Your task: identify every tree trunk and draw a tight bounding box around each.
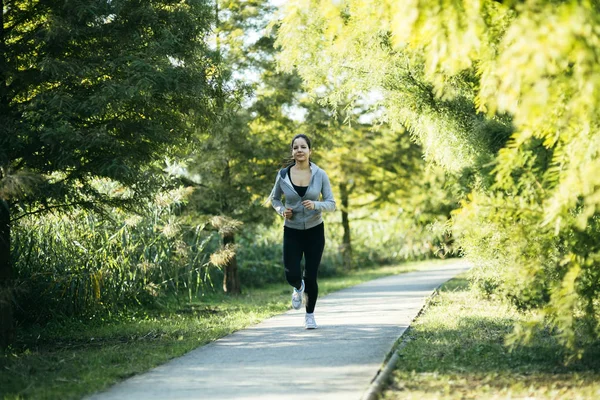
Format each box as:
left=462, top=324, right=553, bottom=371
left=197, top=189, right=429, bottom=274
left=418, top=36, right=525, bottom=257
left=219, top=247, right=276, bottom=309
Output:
left=0, top=0, right=14, bottom=350
left=222, top=232, right=241, bottom=294
left=0, top=200, right=13, bottom=349
left=340, top=182, right=353, bottom=269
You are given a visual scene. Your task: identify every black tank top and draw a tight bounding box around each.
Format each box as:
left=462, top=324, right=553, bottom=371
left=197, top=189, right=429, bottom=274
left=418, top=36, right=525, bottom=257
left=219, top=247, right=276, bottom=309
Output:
left=290, top=168, right=308, bottom=197
left=293, top=183, right=308, bottom=197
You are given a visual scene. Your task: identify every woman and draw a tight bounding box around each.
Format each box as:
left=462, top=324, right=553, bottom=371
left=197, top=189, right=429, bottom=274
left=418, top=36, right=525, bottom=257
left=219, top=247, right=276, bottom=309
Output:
left=269, top=134, right=336, bottom=329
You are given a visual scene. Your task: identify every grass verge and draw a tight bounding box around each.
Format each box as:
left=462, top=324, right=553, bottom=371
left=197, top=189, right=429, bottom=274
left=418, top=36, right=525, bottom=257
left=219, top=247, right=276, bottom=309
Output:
left=1, top=258, right=449, bottom=400
left=381, top=275, right=600, bottom=400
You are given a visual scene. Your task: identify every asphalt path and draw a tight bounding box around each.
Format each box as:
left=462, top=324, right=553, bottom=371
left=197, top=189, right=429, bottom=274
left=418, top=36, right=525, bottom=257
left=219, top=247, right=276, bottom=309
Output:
left=87, top=259, right=471, bottom=400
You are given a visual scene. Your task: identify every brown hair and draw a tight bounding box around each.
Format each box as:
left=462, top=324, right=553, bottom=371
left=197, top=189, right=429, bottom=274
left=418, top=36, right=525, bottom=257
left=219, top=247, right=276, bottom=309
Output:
left=290, top=134, right=312, bottom=150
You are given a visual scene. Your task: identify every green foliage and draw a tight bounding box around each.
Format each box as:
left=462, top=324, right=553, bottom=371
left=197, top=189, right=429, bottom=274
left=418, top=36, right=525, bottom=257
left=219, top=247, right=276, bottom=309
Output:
left=381, top=276, right=600, bottom=399
left=1, top=0, right=216, bottom=208
left=1, top=259, right=446, bottom=400
left=234, top=208, right=452, bottom=288
left=455, top=191, right=600, bottom=355
left=335, top=204, right=455, bottom=264
left=183, top=0, right=298, bottom=224
left=10, top=195, right=447, bottom=324
left=275, top=0, right=513, bottom=172
left=276, top=0, right=600, bottom=356
left=0, top=0, right=220, bottom=347
left=11, top=186, right=219, bottom=323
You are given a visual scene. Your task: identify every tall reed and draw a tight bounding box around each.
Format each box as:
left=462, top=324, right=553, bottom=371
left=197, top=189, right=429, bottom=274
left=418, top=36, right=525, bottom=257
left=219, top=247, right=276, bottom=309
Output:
left=12, top=190, right=219, bottom=324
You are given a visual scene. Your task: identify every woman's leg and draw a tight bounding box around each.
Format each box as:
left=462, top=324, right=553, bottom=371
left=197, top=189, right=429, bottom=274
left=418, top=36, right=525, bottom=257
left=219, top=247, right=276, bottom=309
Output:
left=283, top=226, right=303, bottom=290
left=303, top=223, right=325, bottom=313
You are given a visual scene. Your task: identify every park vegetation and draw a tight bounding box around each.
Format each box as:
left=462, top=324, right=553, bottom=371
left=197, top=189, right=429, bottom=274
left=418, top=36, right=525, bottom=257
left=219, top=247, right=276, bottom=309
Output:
left=0, top=0, right=451, bottom=352
left=2, top=0, right=599, bottom=396
left=276, top=0, right=600, bottom=358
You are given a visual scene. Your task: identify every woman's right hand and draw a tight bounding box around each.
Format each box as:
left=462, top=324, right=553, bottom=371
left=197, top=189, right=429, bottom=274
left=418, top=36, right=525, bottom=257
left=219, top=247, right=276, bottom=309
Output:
left=283, top=208, right=293, bottom=220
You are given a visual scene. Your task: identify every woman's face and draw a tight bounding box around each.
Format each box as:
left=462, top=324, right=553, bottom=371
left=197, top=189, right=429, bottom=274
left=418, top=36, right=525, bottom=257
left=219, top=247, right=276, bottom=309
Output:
left=292, top=138, right=311, bottom=162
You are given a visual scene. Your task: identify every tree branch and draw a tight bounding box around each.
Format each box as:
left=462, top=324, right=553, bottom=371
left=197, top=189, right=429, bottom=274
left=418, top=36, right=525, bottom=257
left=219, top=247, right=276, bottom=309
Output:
left=11, top=200, right=104, bottom=222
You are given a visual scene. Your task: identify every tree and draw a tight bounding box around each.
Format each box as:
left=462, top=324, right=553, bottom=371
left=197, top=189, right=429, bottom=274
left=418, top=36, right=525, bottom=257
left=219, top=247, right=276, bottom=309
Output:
left=0, top=0, right=216, bottom=348
left=183, top=0, right=300, bottom=293
left=275, top=0, right=600, bottom=355
left=299, top=99, right=428, bottom=268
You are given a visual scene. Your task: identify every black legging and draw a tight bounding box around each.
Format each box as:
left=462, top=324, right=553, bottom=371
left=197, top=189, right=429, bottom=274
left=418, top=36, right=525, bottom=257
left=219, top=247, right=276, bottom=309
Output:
left=283, top=223, right=325, bottom=314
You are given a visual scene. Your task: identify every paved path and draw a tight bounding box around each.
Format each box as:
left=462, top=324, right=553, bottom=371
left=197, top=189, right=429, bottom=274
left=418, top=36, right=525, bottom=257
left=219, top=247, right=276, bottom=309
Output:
left=87, top=259, right=470, bottom=400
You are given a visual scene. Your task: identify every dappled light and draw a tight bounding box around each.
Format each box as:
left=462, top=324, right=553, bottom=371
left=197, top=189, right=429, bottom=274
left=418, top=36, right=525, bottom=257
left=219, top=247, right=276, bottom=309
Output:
left=381, top=277, right=600, bottom=399
left=277, top=0, right=600, bottom=359
left=2, top=0, right=600, bottom=398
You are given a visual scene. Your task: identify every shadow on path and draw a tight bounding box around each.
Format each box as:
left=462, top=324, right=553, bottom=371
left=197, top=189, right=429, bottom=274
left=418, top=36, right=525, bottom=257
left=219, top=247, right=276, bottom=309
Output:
left=87, top=260, right=472, bottom=400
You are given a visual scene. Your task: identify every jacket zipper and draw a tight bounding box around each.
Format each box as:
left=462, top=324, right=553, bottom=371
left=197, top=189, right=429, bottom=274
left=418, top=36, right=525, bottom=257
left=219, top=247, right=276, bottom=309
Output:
left=283, top=166, right=316, bottom=229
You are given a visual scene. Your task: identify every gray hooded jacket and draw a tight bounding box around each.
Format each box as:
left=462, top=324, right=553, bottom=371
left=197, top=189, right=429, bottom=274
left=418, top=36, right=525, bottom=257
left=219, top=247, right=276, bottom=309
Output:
left=269, top=163, right=336, bottom=230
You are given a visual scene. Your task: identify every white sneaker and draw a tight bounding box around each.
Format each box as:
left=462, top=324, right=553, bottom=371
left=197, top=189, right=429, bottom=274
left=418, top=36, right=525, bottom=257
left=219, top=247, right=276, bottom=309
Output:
left=305, top=313, right=317, bottom=329
left=292, top=280, right=304, bottom=310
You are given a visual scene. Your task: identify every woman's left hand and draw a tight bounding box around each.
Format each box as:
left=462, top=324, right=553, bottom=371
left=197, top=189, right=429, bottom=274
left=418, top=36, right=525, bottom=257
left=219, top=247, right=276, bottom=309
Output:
left=302, top=200, right=315, bottom=210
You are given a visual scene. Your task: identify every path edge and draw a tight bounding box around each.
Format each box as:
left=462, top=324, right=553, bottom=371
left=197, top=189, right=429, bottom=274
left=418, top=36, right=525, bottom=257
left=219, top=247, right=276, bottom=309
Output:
left=360, top=283, right=444, bottom=400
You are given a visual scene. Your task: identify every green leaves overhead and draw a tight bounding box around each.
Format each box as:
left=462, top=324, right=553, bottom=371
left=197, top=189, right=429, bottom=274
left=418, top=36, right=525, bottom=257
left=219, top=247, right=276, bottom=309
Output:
left=276, top=0, right=600, bottom=355
left=1, top=0, right=216, bottom=208
left=276, top=0, right=600, bottom=228
left=276, top=0, right=512, bottom=172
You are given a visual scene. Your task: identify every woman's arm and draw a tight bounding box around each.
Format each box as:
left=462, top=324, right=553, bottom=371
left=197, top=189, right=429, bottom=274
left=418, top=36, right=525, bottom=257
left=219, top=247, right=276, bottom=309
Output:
left=269, top=173, right=286, bottom=216
left=314, top=172, right=336, bottom=212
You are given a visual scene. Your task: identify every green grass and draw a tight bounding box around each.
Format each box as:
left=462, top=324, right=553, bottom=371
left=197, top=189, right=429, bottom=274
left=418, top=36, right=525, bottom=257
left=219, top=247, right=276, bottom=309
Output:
left=0, top=259, right=447, bottom=400
left=381, top=275, right=600, bottom=400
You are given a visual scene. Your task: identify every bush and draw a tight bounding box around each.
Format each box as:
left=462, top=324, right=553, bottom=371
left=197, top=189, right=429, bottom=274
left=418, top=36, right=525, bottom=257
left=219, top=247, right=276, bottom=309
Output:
left=454, top=189, right=600, bottom=357
left=11, top=189, right=219, bottom=324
